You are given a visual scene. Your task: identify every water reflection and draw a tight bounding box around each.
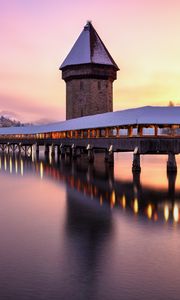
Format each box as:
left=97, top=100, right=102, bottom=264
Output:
left=40, top=161, right=43, bottom=179
left=147, top=204, right=153, bottom=219
left=121, top=194, right=126, bottom=209
left=20, top=159, right=23, bottom=176
left=173, top=203, right=179, bottom=223
left=0, top=152, right=180, bottom=224
left=4, top=155, right=7, bottom=171
left=133, top=198, right=138, bottom=214
left=164, top=204, right=169, bottom=222
left=65, top=189, right=112, bottom=275
left=9, top=156, right=12, bottom=174
left=15, top=158, right=18, bottom=174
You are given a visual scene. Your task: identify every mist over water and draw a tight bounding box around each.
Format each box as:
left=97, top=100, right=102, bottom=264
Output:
left=0, top=151, right=180, bottom=300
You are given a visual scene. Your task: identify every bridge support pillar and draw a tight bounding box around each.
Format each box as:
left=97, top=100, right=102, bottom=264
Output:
left=133, top=171, right=142, bottom=200
left=36, top=145, right=39, bottom=160
left=51, top=144, right=55, bottom=157
left=30, top=145, right=33, bottom=156
left=24, top=145, right=27, bottom=155
left=76, top=148, right=81, bottom=157
left=65, top=146, right=72, bottom=157
left=167, top=153, right=177, bottom=173
left=87, top=164, right=94, bottom=183
left=24, top=145, right=31, bottom=156
left=72, top=144, right=77, bottom=160
left=57, top=145, right=61, bottom=157
left=167, top=171, right=177, bottom=201
left=18, top=144, right=21, bottom=154
left=7, top=144, right=10, bottom=154
left=105, top=146, right=114, bottom=164
left=88, top=149, right=94, bottom=163
left=80, top=148, right=85, bottom=155
left=45, top=144, right=49, bottom=156
left=36, top=144, right=39, bottom=154
left=132, top=153, right=141, bottom=172
left=12, top=144, right=16, bottom=153
left=105, top=150, right=114, bottom=164
left=60, top=145, right=65, bottom=158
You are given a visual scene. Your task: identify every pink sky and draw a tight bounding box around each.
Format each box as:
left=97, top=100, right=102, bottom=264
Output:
left=0, top=0, right=180, bottom=123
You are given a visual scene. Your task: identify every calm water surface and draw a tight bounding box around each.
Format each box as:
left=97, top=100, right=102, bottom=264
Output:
left=0, top=151, right=180, bottom=300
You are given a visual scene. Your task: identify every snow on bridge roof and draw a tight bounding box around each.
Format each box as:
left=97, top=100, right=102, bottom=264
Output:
left=0, top=106, right=180, bottom=136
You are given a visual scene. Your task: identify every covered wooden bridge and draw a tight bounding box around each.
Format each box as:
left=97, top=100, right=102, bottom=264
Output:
left=0, top=106, right=179, bottom=172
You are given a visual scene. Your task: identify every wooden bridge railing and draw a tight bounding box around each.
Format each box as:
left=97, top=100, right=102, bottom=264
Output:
left=0, top=124, right=179, bottom=141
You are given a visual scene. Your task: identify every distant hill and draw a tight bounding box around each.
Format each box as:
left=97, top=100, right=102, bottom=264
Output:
left=0, top=115, right=56, bottom=128
left=0, top=116, right=24, bottom=127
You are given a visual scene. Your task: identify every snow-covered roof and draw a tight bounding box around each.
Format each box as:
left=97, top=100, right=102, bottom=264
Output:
left=0, top=106, right=179, bottom=135
left=60, top=22, right=119, bottom=70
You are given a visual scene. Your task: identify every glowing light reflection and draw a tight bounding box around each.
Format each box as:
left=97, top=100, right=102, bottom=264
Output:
left=9, top=157, right=12, bottom=174
left=32, top=146, right=34, bottom=162
left=110, top=190, right=116, bottom=208
left=121, top=194, right=126, bottom=209
left=20, top=159, right=24, bottom=176
left=40, top=162, right=43, bottom=179
left=164, top=205, right=169, bottom=222
left=173, top=204, right=179, bottom=223
left=15, top=159, right=18, bottom=174
left=49, top=152, right=52, bottom=165
left=134, top=198, right=138, bottom=214
left=147, top=204, right=152, bottom=219
left=154, top=212, right=158, bottom=222
left=4, top=156, right=7, bottom=171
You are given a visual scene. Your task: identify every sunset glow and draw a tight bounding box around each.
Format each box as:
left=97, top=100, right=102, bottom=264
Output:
left=1, top=0, right=180, bottom=122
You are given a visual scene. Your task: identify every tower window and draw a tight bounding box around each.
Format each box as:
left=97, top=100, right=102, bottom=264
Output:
left=80, top=81, right=84, bottom=90
left=98, top=81, right=101, bottom=90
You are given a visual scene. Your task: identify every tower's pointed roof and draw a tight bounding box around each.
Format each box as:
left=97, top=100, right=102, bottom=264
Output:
left=60, top=22, right=119, bottom=70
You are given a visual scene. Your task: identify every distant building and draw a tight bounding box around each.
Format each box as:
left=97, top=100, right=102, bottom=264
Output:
left=60, top=22, right=119, bottom=120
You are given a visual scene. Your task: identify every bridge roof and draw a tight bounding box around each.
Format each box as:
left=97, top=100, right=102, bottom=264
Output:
left=60, top=22, right=119, bottom=70
left=0, top=106, right=180, bottom=135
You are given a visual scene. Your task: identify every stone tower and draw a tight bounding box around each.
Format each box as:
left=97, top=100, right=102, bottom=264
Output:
left=60, top=22, right=119, bottom=120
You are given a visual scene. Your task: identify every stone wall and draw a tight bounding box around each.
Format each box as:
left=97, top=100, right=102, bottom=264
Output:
left=66, top=78, right=113, bottom=119
left=61, top=64, right=117, bottom=120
